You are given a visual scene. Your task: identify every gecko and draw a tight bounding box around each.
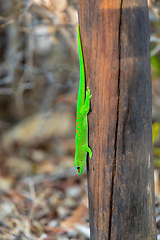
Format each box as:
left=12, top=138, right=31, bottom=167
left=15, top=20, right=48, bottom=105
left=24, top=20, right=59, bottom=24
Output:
left=74, top=24, right=92, bottom=175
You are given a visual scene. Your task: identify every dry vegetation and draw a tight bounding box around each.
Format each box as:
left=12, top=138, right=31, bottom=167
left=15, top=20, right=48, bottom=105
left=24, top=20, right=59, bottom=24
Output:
left=0, top=0, right=159, bottom=239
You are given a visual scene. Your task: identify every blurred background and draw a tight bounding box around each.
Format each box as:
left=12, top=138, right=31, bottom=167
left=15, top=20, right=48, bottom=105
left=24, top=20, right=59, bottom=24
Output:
left=0, top=0, right=159, bottom=239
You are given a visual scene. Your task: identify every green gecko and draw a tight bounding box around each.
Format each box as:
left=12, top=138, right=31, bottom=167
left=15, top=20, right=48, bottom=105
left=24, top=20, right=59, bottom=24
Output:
left=74, top=24, right=92, bottom=175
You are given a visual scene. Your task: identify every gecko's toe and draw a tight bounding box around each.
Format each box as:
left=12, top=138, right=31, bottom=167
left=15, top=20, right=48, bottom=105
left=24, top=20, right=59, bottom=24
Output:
left=89, top=152, right=92, bottom=158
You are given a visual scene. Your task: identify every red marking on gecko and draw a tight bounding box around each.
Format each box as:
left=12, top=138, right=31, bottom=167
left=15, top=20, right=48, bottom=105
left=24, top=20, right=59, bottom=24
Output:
left=79, top=130, right=81, bottom=132
left=77, top=165, right=80, bottom=173
left=77, top=117, right=79, bottom=119
left=76, top=129, right=80, bottom=136
left=76, top=122, right=80, bottom=128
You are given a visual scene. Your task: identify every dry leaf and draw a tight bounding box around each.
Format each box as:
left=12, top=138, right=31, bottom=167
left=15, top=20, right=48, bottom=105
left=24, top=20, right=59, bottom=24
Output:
left=60, top=203, right=88, bottom=230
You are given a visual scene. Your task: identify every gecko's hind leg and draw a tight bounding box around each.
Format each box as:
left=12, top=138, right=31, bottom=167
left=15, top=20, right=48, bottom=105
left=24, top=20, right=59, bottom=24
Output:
left=82, top=145, right=92, bottom=158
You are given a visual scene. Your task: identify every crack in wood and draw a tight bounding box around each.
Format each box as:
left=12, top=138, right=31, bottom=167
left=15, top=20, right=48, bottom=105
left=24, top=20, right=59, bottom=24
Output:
left=108, top=0, right=123, bottom=239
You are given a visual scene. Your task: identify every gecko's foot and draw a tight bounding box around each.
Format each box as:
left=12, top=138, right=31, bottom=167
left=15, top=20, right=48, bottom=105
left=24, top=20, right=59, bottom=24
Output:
left=86, top=87, right=92, bottom=99
left=89, top=151, right=92, bottom=158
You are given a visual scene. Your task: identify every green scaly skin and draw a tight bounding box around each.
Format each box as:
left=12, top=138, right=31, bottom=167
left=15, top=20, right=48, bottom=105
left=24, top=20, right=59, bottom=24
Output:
left=74, top=24, right=92, bottom=175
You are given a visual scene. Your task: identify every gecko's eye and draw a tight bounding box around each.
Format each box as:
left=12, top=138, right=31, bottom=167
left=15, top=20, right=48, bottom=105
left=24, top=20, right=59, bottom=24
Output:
left=76, top=166, right=80, bottom=174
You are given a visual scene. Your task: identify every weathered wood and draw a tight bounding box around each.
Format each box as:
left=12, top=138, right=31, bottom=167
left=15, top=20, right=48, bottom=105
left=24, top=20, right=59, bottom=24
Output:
left=78, top=0, right=157, bottom=239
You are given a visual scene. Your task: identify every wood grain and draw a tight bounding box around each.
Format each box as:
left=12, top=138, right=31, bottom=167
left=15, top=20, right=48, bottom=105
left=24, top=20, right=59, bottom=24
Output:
left=78, top=0, right=157, bottom=239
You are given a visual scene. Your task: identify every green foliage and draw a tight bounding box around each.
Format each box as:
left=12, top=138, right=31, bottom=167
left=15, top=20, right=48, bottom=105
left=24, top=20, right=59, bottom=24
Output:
left=152, top=122, right=160, bottom=145
left=151, top=55, right=160, bottom=70
left=154, top=158, right=160, bottom=168
left=151, top=55, right=160, bottom=80
left=153, top=122, right=160, bottom=168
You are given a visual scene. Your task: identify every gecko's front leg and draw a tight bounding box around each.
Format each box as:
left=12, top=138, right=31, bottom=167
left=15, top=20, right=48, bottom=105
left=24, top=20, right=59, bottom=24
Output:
left=82, top=145, right=92, bottom=158
left=82, top=87, right=92, bottom=116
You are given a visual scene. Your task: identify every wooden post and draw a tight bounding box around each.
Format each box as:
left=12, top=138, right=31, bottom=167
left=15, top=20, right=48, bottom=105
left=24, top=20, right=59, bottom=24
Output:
left=78, top=0, right=157, bottom=239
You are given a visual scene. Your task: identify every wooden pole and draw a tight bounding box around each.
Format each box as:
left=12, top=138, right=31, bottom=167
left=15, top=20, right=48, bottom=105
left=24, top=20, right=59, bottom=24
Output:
left=78, top=0, right=157, bottom=239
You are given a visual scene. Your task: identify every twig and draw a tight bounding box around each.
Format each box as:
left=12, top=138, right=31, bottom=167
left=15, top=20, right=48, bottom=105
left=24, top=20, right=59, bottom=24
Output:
left=22, top=167, right=85, bottom=185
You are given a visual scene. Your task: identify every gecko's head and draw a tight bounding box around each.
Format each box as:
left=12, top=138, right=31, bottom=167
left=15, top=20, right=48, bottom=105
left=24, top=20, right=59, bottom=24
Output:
left=74, top=161, right=84, bottom=175
left=76, top=165, right=83, bottom=175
